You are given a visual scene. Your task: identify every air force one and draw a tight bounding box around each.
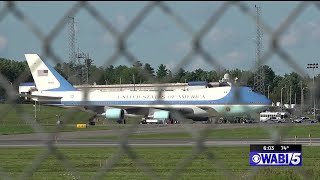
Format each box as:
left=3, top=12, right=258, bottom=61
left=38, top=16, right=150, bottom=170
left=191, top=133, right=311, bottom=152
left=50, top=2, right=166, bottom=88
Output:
left=22, top=54, right=272, bottom=123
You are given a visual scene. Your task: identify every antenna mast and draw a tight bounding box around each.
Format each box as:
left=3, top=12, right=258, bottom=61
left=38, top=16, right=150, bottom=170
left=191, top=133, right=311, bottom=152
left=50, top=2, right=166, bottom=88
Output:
left=253, top=5, right=265, bottom=94
left=68, top=16, right=77, bottom=85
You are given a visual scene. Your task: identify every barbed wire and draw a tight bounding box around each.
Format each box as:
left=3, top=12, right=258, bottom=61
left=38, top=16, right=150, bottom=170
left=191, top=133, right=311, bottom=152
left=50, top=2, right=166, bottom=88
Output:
left=0, top=1, right=319, bottom=179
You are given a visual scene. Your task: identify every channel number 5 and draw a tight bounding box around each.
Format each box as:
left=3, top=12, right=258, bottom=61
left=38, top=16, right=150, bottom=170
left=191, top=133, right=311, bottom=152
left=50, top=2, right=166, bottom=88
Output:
left=291, top=153, right=301, bottom=165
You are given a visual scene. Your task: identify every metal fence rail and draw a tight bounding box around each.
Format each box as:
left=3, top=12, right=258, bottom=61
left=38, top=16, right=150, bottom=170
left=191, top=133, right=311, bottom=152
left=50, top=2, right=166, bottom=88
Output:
left=0, top=1, right=319, bottom=179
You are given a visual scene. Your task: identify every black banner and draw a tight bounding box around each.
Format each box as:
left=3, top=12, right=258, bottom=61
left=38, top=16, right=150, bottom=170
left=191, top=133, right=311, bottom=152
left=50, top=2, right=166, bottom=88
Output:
left=250, top=144, right=302, bottom=152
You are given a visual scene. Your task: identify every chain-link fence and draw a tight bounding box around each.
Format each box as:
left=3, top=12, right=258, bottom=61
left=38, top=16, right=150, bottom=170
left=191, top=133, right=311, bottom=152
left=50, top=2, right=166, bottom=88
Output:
left=0, top=1, right=320, bottom=179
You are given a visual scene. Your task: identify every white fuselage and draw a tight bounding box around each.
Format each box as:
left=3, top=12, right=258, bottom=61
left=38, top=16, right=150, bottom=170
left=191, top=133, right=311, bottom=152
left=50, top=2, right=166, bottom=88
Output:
left=31, top=85, right=270, bottom=117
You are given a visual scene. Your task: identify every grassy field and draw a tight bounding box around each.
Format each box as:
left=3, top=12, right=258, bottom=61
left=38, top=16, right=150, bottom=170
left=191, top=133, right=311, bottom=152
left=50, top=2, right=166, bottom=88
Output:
left=82, top=124, right=320, bottom=140
left=0, top=146, right=318, bottom=180
left=0, top=104, right=127, bottom=135
left=2, top=104, right=320, bottom=140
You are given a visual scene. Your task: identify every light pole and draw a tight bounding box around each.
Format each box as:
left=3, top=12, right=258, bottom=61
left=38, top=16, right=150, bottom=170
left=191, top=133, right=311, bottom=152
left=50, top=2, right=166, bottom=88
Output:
left=307, top=63, right=318, bottom=119
left=56, top=114, right=61, bottom=125
left=302, top=87, right=308, bottom=113
left=267, top=85, right=271, bottom=99
left=281, top=86, right=287, bottom=109
left=289, top=85, right=292, bottom=106
left=34, top=101, right=37, bottom=121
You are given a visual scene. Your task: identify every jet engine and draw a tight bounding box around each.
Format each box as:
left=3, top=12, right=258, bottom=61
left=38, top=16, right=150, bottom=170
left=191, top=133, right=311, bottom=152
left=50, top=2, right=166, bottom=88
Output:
left=153, top=110, right=171, bottom=119
left=105, top=108, right=124, bottom=123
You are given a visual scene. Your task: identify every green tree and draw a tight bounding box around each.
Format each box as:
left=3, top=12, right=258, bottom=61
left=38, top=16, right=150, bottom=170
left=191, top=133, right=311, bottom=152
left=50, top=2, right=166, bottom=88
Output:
left=104, top=65, right=115, bottom=84
left=156, top=64, right=168, bottom=81
left=171, top=68, right=186, bottom=83
left=143, top=63, right=155, bottom=77
left=262, top=65, right=276, bottom=96
left=207, top=70, right=219, bottom=82
left=54, top=63, right=68, bottom=80
left=133, top=60, right=143, bottom=69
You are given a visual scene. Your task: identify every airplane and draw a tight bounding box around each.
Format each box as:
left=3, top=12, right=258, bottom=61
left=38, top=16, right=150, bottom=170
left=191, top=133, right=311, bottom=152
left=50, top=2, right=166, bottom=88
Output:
left=21, top=54, right=272, bottom=124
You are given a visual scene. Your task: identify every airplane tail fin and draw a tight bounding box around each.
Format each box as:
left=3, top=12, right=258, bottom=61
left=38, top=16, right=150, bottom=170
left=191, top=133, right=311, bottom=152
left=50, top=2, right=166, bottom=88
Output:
left=25, top=54, right=77, bottom=91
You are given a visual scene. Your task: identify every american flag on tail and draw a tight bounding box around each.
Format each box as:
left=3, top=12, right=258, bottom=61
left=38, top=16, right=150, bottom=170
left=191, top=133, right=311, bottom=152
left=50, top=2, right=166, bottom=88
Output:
left=37, top=69, right=48, bottom=76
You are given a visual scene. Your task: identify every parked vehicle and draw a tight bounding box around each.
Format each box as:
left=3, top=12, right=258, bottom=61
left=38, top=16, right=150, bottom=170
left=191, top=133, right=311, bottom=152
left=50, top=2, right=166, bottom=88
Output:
left=260, top=111, right=290, bottom=122
left=242, top=119, right=255, bottom=124
left=264, top=116, right=286, bottom=123
left=293, top=117, right=318, bottom=123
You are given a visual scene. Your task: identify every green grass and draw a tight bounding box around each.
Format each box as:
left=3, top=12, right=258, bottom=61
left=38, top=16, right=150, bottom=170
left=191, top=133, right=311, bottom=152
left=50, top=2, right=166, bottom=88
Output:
left=0, top=104, right=93, bottom=124
left=0, top=104, right=128, bottom=135
left=82, top=125, right=320, bottom=140
left=0, top=147, right=318, bottom=180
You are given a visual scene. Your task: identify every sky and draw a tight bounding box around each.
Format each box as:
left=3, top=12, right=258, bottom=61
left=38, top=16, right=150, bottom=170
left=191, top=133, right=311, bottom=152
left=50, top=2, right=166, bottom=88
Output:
left=0, top=1, right=320, bottom=77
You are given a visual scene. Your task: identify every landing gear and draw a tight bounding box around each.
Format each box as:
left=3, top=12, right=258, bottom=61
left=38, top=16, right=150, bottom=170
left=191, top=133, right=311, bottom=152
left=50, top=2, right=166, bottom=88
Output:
left=117, top=118, right=126, bottom=124
left=89, top=114, right=97, bottom=126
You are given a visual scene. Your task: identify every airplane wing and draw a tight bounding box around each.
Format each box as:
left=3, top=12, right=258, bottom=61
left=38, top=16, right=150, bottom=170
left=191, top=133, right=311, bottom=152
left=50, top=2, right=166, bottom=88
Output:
left=199, top=106, right=220, bottom=116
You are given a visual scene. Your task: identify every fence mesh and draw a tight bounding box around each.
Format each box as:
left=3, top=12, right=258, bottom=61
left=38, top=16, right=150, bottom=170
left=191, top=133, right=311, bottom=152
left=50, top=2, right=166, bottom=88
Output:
left=0, top=1, right=319, bottom=179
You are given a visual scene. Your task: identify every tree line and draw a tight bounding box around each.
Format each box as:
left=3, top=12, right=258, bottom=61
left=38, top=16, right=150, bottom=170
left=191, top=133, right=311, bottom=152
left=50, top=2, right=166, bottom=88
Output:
left=0, top=57, right=319, bottom=106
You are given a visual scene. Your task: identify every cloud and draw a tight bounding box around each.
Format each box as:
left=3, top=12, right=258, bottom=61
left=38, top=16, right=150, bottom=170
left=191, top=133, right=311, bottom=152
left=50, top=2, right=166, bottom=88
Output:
left=183, top=57, right=216, bottom=72
left=166, top=58, right=208, bottom=72
left=188, top=58, right=208, bottom=71
left=116, top=14, right=129, bottom=30
left=166, top=50, right=247, bottom=72
left=218, top=50, right=247, bottom=69
left=165, top=50, right=247, bottom=73
left=0, top=36, right=7, bottom=49
left=280, top=20, right=320, bottom=47
left=101, top=32, right=114, bottom=45
left=165, top=61, right=179, bottom=71
left=140, top=20, right=169, bottom=34
left=280, top=30, right=298, bottom=47
left=307, top=21, right=320, bottom=40
left=171, top=27, right=237, bottom=55
left=207, top=27, right=235, bottom=44
left=221, top=51, right=246, bottom=63
left=172, top=40, right=191, bottom=53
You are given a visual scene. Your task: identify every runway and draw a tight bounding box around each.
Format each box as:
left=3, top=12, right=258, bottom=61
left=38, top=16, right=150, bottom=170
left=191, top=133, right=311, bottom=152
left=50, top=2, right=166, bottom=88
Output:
left=1, top=123, right=317, bottom=141
left=0, top=138, right=319, bottom=148
left=1, top=124, right=320, bottom=148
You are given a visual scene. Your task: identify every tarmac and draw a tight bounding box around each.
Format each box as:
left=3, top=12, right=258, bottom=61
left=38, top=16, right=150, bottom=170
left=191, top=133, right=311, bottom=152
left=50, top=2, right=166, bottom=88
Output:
left=0, top=124, right=319, bottom=147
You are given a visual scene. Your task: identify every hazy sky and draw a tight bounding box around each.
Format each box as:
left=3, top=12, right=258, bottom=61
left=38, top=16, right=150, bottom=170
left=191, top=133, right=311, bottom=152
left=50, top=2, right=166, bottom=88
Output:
left=1, top=1, right=320, bottom=77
